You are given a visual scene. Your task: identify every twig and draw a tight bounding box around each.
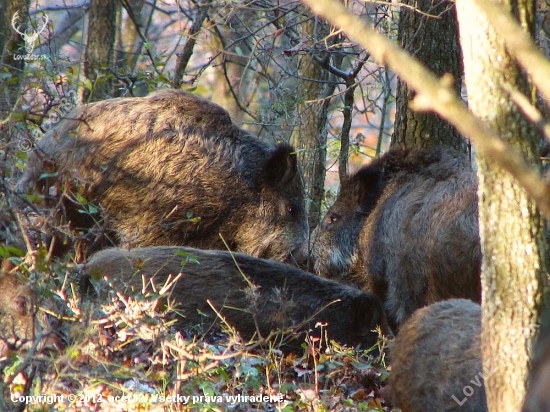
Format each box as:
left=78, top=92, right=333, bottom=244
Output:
left=501, top=83, right=550, bottom=143
left=172, top=0, right=212, bottom=89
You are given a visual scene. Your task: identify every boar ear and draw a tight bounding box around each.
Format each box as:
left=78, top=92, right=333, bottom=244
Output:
left=264, top=144, right=298, bottom=187
left=353, top=165, right=385, bottom=215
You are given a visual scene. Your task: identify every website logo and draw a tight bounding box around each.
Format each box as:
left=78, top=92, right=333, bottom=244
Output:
left=11, top=11, right=48, bottom=60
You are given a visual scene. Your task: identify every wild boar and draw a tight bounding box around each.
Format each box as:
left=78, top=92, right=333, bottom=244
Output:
left=17, top=89, right=308, bottom=262
left=310, top=147, right=481, bottom=328
left=522, top=299, right=550, bottom=412
left=390, top=299, right=486, bottom=412
left=83, top=246, right=393, bottom=351
left=0, top=261, right=59, bottom=358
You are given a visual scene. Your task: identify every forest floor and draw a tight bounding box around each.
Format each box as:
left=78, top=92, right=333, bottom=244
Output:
left=1, top=258, right=396, bottom=412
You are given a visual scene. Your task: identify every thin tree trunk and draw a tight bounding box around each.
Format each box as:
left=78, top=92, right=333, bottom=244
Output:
left=457, top=1, right=547, bottom=411
left=289, top=16, right=336, bottom=232
left=392, top=0, right=465, bottom=151
left=172, top=1, right=211, bottom=90
left=118, top=0, right=146, bottom=72
left=81, top=0, right=116, bottom=102
left=0, top=0, right=10, bottom=59
left=0, top=0, right=30, bottom=118
left=209, top=11, right=254, bottom=123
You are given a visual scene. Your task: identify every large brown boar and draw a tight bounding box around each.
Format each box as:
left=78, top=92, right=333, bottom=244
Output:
left=309, top=147, right=481, bottom=328
left=83, top=246, right=393, bottom=351
left=390, top=299, right=487, bottom=412
left=16, top=89, right=308, bottom=261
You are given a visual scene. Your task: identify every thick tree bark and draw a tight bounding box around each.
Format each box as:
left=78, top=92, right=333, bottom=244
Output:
left=392, top=0, right=465, bottom=151
left=457, top=1, right=547, bottom=411
left=82, top=0, right=116, bottom=102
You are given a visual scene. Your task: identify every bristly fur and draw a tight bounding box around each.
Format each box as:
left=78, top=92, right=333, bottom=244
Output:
left=0, top=264, right=59, bottom=357
left=310, top=147, right=481, bottom=329
left=17, top=89, right=308, bottom=261
left=390, top=299, right=486, bottom=412
left=83, top=246, right=393, bottom=352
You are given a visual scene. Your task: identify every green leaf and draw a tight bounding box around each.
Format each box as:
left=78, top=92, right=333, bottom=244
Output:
left=200, top=381, right=215, bottom=397
left=280, top=382, right=295, bottom=394
left=82, top=78, right=93, bottom=91
left=0, top=244, right=25, bottom=258
left=10, top=112, right=26, bottom=122
left=75, top=192, right=88, bottom=204
left=216, top=367, right=230, bottom=382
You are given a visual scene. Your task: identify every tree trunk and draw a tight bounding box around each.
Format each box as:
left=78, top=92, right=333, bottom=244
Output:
left=0, top=0, right=10, bottom=59
left=117, top=0, right=147, bottom=72
left=457, top=1, right=547, bottom=411
left=290, top=16, right=336, bottom=232
left=209, top=10, right=254, bottom=123
left=81, top=0, right=116, bottom=102
left=0, top=0, right=30, bottom=118
left=392, top=0, right=466, bottom=151
left=172, top=0, right=211, bottom=90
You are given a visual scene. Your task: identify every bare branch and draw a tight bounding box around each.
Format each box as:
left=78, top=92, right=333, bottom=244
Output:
left=339, top=83, right=356, bottom=180
left=172, top=0, right=212, bottom=89
left=300, top=0, right=550, bottom=219
left=501, top=83, right=550, bottom=143
left=120, top=0, right=161, bottom=75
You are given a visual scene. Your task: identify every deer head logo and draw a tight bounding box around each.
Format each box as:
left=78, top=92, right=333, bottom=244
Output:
left=11, top=12, right=49, bottom=54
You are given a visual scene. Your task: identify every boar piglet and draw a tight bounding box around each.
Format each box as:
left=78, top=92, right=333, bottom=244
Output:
left=83, top=246, right=393, bottom=352
left=17, top=89, right=308, bottom=262
left=390, top=299, right=487, bottom=412
left=310, top=147, right=481, bottom=328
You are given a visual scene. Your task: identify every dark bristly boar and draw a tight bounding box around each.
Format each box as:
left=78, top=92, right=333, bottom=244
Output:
left=390, top=299, right=487, bottom=412
left=310, top=147, right=481, bottom=328
left=83, top=246, right=393, bottom=351
left=16, top=89, right=308, bottom=261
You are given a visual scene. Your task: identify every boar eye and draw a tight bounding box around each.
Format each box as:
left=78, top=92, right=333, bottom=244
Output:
left=324, top=212, right=341, bottom=227
left=286, top=203, right=299, bottom=217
